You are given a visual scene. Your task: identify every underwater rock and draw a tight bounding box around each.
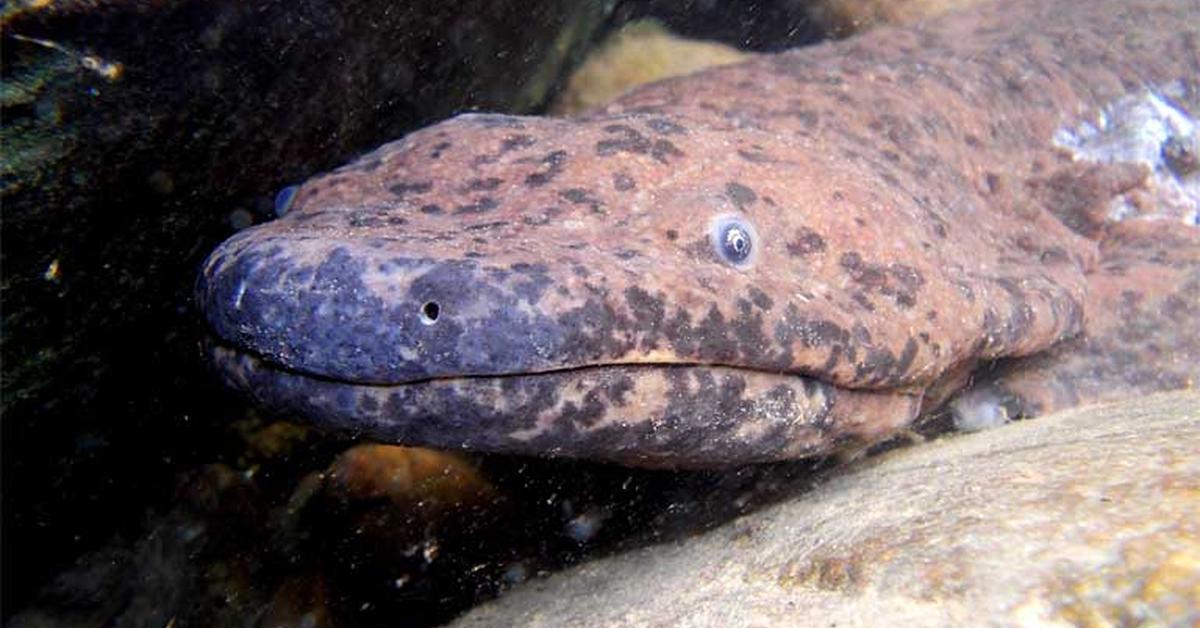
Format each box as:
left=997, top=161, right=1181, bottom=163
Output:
left=550, top=20, right=751, bottom=116
left=324, top=444, right=495, bottom=510
left=808, top=0, right=985, bottom=37
left=552, top=0, right=989, bottom=116
left=312, top=444, right=499, bottom=557
left=452, top=392, right=1200, bottom=627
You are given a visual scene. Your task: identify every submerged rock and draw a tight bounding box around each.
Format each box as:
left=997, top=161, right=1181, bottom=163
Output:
left=453, top=392, right=1200, bottom=627
left=549, top=20, right=751, bottom=116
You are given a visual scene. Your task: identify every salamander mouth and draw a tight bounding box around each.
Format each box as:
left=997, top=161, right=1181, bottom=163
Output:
left=206, top=337, right=921, bottom=468
left=206, top=335, right=820, bottom=388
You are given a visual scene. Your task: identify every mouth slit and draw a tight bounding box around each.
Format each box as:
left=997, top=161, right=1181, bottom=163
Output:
left=213, top=339, right=816, bottom=388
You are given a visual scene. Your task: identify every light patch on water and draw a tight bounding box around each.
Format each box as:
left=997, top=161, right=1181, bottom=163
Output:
left=1053, top=82, right=1199, bottom=227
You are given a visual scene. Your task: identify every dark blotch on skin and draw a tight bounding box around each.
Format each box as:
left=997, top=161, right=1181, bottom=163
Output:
left=465, top=221, right=509, bottom=231
left=605, top=375, right=636, bottom=406
left=854, top=346, right=898, bottom=384
left=984, top=172, right=1002, bottom=194
left=613, top=172, right=636, bottom=191
left=651, top=139, right=684, bottom=164
left=790, top=107, right=819, bottom=130
left=560, top=188, right=605, bottom=213
left=430, top=141, right=451, bottom=159
left=787, top=227, right=827, bottom=257
left=890, top=264, right=925, bottom=291
left=925, top=209, right=949, bottom=238
left=389, top=181, right=432, bottom=199
left=463, top=177, right=503, bottom=192
left=774, top=310, right=848, bottom=351
left=521, top=206, right=564, bottom=227
left=348, top=213, right=390, bottom=228
left=454, top=197, right=500, bottom=215
left=472, top=132, right=540, bottom=165
left=725, top=182, right=758, bottom=209
left=524, top=150, right=568, bottom=188
left=737, top=149, right=775, bottom=163
left=841, top=252, right=886, bottom=288
left=624, top=286, right=666, bottom=337
left=500, top=134, right=537, bottom=154
left=1040, top=246, right=1071, bottom=265
left=596, top=125, right=651, bottom=157
left=510, top=262, right=549, bottom=275
left=841, top=252, right=924, bottom=309
left=646, top=118, right=686, bottom=135
left=852, top=291, right=876, bottom=312
left=747, top=287, right=774, bottom=310
left=419, top=204, right=443, bottom=215
left=868, top=113, right=919, bottom=148
left=557, top=390, right=609, bottom=428
left=894, top=338, right=919, bottom=380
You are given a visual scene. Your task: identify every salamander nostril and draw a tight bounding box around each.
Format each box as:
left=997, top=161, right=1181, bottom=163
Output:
left=420, top=301, right=441, bottom=324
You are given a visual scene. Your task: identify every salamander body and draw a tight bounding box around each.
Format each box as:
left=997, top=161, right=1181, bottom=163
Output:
left=199, top=0, right=1199, bottom=467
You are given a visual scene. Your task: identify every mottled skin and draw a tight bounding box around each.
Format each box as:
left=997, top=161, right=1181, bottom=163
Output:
left=957, top=221, right=1200, bottom=420
left=199, top=0, right=1200, bottom=467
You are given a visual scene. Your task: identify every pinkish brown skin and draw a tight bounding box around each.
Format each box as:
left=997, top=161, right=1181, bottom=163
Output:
left=199, top=0, right=1199, bottom=467
left=948, top=221, right=1200, bottom=430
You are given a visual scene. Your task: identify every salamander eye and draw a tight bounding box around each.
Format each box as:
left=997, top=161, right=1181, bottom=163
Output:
left=722, top=223, right=752, bottom=260
left=710, top=215, right=758, bottom=267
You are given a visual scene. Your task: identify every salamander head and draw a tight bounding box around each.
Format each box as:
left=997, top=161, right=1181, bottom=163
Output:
left=198, top=111, right=1085, bottom=466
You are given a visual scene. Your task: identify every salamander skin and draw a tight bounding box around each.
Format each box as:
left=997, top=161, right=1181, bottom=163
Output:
left=198, top=0, right=1200, bottom=468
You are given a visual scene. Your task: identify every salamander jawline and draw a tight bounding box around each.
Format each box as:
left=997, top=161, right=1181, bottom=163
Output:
left=218, top=336, right=833, bottom=388
left=208, top=338, right=924, bottom=468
